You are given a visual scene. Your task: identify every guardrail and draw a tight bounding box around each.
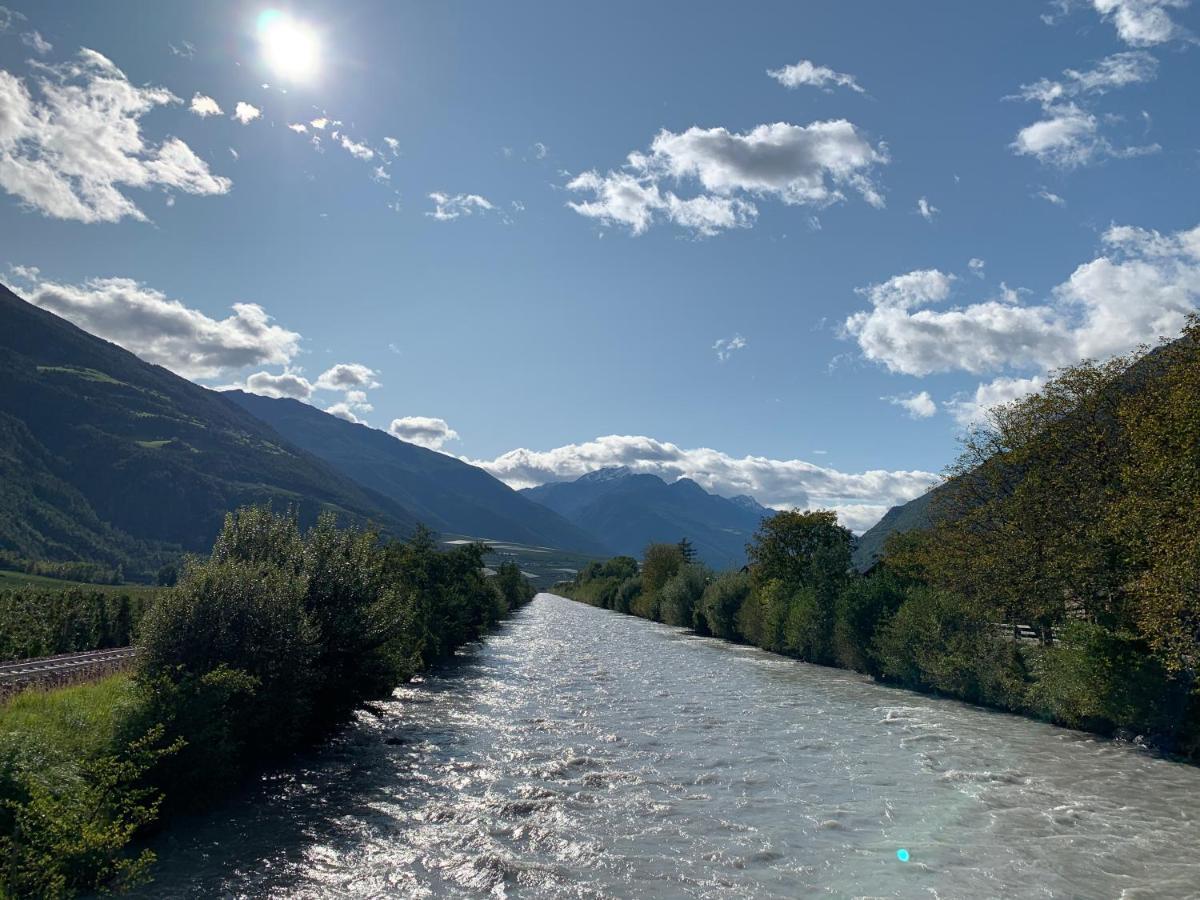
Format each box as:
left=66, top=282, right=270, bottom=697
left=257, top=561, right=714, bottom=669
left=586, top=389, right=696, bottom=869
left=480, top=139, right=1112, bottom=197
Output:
left=0, top=647, right=137, bottom=701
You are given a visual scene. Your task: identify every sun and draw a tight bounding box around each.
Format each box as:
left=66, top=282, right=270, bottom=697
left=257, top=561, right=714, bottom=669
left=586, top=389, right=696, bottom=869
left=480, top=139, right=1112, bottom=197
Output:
left=257, top=10, right=320, bottom=82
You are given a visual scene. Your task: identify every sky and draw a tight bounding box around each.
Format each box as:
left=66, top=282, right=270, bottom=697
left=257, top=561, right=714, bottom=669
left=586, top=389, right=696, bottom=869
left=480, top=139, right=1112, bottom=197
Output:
left=1, top=0, right=1198, bottom=531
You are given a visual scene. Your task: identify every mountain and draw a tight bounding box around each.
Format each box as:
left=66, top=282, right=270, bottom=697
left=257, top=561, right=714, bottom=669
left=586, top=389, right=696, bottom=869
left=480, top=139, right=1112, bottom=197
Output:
left=224, top=391, right=611, bottom=554
left=520, top=467, right=769, bottom=569
left=851, top=489, right=939, bottom=572
left=0, top=283, right=419, bottom=576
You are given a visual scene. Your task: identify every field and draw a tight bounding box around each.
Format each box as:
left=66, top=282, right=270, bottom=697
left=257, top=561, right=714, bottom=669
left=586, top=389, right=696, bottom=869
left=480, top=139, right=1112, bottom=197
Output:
left=0, top=569, right=160, bottom=596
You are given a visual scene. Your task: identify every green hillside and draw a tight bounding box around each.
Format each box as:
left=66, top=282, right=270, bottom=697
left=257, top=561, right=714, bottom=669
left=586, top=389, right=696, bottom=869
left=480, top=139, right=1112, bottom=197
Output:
left=0, top=284, right=418, bottom=578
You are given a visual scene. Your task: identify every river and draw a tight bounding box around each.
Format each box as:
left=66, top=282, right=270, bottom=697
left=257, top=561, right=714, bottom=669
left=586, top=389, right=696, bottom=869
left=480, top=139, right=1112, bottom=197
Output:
left=139, top=593, right=1200, bottom=898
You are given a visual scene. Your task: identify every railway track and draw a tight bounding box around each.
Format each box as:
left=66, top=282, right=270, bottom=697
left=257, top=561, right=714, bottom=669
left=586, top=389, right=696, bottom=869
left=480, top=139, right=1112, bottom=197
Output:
left=0, top=647, right=137, bottom=700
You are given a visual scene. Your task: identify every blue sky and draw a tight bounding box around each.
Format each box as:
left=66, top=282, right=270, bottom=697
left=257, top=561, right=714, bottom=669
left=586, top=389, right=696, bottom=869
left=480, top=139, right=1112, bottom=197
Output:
left=1, top=0, right=1198, bottom=530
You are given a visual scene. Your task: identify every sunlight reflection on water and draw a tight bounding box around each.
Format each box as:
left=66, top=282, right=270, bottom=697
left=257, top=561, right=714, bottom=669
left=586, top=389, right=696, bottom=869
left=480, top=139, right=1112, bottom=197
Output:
left=137, top=594, right=1200, bottom=899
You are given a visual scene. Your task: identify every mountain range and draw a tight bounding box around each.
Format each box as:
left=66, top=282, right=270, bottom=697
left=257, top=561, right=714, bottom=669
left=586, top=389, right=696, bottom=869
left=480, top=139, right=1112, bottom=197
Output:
left=223, top=390, right=609, bottom=554
left=1, top=284, right=786, bottom=580
left=521, top=467, right=771, bottom=569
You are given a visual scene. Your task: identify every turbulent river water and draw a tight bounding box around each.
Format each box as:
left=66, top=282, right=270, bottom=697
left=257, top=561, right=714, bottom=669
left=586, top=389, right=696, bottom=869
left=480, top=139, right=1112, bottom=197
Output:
left=140, top=593, right=1200, bottom=899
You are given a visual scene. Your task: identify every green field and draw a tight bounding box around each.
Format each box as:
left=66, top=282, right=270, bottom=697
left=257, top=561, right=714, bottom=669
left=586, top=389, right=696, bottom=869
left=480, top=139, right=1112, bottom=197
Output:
left=0, top=569, right=160, bottom=596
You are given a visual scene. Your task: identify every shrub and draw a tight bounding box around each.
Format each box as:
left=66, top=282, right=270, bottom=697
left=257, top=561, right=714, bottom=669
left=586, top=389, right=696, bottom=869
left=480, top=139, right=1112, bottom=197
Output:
left=658, top=565, right=708, bottom=628
left=697, top=571, right=751, bottom=640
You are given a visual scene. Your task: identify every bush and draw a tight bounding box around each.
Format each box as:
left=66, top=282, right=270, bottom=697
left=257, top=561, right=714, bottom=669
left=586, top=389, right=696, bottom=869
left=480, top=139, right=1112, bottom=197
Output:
left=658, top=565, right=708, bottom=628
left=875, top=586, right=1027, bottom=708
left=696, top=571, right=751, bottom=640
left=833, top=571, right=907, bottom=675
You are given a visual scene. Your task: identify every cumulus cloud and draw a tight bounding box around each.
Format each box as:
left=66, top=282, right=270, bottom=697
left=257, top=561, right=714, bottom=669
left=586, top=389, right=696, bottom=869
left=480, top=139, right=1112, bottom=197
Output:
left=767, top=59, right=865, bottom=93
left=713, top=333, right=747, bottom=362
left=326, top=402, right=364, bottom=424
left=389, top=416, right=460, bottom=450
left=567, top=120, right=887, bottom=236
left=243, top=370, right=314, bottom=400
left=20, top=30, right=51, bottom=54
left=427, top=191, right=495, bottom=221
left=189, top=93, right=222, bottom=117
left=917, top=196, right=938, bottom=221
left=287, top=122, right=307, bottom=133
left=1010, top=52, right=1159, bottom=167
left=886, top=391, right=938, bottom=419
left=1090, top=0, right=1192, bottom=45
left=945, top=375, right=1047, bottom=426
left=12, top=272, right=301, bottom=380
left=384, top=136, right=399, bottom=154
left=0, top=49, right=231, bottom=222
left=969, top=258, right=986, bottom=277
left=468, top=434, right=938, bottom=533
left=232, top=101, right=261, bottom=124
left=315, top=363, right=380, bottom=391
left=844, top=221, right=1200, bottom=379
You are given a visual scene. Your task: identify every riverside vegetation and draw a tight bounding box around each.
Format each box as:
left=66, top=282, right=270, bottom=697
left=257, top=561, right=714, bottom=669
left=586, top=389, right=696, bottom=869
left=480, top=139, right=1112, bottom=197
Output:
left=560, top=321, right=1200, bottom=761
left=0, top=506, right=535, bottom=898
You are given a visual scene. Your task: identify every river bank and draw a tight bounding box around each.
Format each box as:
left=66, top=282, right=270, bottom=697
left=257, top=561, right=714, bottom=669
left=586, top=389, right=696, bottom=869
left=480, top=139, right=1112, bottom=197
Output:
left=134, top=594, right=1200, bottom=899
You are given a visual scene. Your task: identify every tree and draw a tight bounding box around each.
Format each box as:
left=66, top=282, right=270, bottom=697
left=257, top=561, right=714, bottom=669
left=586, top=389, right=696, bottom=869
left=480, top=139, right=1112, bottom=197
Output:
left=642, top=542, right=685, bottom=596
left=746, top=510, right=852, bottom=592
left=677, top=538, right=697, bottom=564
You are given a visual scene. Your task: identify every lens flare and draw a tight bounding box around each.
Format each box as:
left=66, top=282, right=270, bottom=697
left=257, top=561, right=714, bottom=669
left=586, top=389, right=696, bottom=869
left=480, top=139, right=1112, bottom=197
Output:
left=896, top=848, right=911, bottom=862
left=257, top=10, right=320, bottom=82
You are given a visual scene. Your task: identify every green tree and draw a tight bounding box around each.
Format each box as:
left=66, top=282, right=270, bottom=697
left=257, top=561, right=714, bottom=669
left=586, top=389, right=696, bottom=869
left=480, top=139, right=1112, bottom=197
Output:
left=641, top=542, right=685, bottom=596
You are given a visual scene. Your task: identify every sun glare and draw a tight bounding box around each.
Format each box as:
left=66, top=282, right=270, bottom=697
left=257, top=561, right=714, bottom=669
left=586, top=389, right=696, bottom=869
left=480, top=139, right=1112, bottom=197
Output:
left=257, top=10, right=320, bottom=82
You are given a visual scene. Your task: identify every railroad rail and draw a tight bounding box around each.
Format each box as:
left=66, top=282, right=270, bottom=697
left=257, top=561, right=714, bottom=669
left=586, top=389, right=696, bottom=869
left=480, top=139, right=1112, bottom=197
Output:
left=0, top=647, right=137, bottom=700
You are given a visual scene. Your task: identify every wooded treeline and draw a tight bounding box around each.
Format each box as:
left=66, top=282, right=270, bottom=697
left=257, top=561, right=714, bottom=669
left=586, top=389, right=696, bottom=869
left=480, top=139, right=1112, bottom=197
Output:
left=0, top=507, right=535, bottom=898
left=562, top=319, right=1200, bottom=762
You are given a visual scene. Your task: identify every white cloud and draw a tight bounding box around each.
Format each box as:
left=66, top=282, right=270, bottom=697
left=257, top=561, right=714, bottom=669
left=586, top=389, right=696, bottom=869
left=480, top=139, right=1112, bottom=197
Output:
left=567, top=120, right=888, bottom=236
left=20, top=30, right=52, bottom=54
left=844, top=221, right=1200, bottom=379
left=427, top=191, right=495, bottom=221
left=1036, top=188, right=1067, bottom=206
left=0, top=49, right=230, bottom=223
left=1010, top=52, right=1160, bottom=168
left=168, top=40, right=196, bottom=58
left=189, top=93, right=222, bottom=117
left=326, top=402, right=364, bottom=424
left=339, top=134, right=373, bottom=160
left=468, top=434, right=938, bottom=533
left=384, top=136, right=399, bottom=154
left=1090, top=0, right=1192, bottom=45
left=886, top=391, right=938, bottom=419
left=533, top=141, right=548, bottom=159
left=767, top=59, right=865, bottom=93
left=244, top=370, right=314, bottom=400
left=917, top=196, right=938, bottom=221
left=232, top=101, right=261, bottom=124
left=0, top=6, right=24, bottom=31
left=315, top=363, right=380, bottom=391
left=12, top=272, right=301, bottom=380
left=309, top=117, right=328, bottom=130
left=969, top=258, right=986, bottom=277
left=371, top=165, right=390, bottom=182
left=713, top=333, right=747, bottom=362
left=389, top=416, right=460, bottom=450
left=287, top=122, right=307, bottom=133
left=945, top=375, right=1047, bottom=426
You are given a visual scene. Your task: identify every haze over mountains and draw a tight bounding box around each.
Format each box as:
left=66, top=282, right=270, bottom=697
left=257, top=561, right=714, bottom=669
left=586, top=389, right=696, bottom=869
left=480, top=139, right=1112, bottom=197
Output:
left=0, top=286, right=781, bottom=577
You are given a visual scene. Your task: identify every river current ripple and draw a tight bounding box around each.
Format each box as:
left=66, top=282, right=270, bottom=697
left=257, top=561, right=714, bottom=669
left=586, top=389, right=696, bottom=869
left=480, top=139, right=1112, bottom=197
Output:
left=140, top=594, right=1200, bottom=898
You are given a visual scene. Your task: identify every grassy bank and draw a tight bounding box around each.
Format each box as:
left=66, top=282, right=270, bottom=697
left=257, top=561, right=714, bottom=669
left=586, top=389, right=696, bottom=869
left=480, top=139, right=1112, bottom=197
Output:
left=0, top=507, right=536, bottom=898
